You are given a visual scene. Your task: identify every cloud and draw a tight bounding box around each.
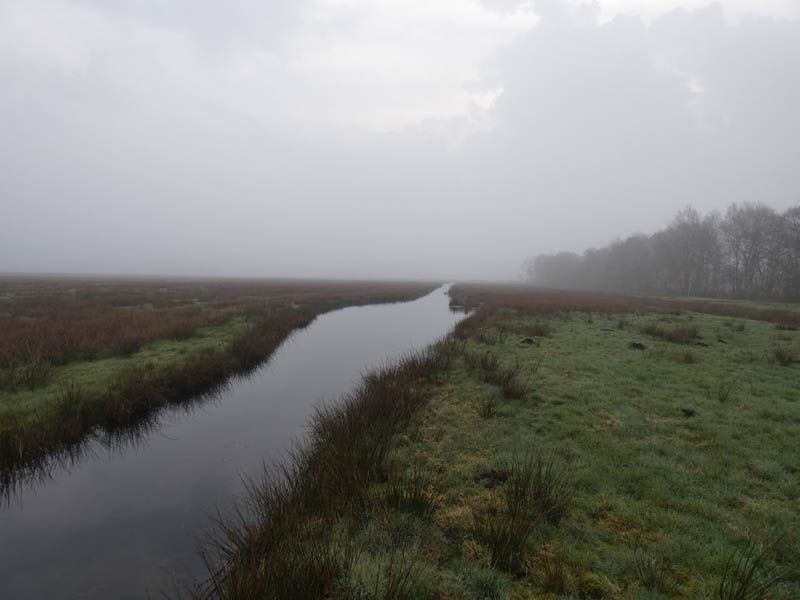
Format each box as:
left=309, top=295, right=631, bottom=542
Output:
left=458, top=2, right=800, bottom=259
left=1, top=0, right=798, bottom=280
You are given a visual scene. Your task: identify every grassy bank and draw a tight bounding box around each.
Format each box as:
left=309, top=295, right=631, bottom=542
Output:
left=202, top=285, right=799, bottom=598
left=0, top=277, right=437, bottom=491
left=197, top=339, right=460, bottom=598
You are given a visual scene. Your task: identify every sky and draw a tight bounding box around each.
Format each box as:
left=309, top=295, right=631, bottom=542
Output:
left=1, top=0, right=799, bottom=280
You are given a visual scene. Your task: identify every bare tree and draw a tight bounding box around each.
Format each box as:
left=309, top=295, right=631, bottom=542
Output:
left=526, top=202, right=800, bottom=300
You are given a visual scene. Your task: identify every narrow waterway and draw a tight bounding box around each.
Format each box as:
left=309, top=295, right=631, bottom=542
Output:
left=0, top=285, right=464, bottom=599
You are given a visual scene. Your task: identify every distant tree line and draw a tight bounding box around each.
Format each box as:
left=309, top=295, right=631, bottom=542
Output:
left=526, top=203, right=800, bottom=300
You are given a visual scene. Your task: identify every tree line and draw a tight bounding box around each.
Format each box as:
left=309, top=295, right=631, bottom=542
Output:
left=526, top=203, right=800, bottom=300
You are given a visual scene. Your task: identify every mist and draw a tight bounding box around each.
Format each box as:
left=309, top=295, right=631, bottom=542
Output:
left=2, top=0, right=799, bottom=281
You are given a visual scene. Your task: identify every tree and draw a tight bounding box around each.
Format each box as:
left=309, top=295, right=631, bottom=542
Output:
left=524, top=202, right=798, bottom=300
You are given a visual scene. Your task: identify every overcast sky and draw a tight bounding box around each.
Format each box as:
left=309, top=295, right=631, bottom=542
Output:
left=1, top=0, right=798, bottom=280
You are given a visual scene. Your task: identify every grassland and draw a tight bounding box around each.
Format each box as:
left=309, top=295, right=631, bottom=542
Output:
left=0, top=276, right=437, bottom=490
left=203, top=285, right=799, bottom=599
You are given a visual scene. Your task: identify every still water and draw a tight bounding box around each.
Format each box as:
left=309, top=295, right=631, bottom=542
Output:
left=0, top=285, right=463, bottom=599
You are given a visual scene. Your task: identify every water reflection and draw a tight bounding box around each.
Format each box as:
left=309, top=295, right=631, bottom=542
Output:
left=0, top=285, right=463, bottom=599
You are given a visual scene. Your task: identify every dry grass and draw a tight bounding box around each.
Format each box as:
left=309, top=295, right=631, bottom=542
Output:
left=0, top=276, right=437, bottom=380
left=640, top=323, right=701, bottom=344
left=449, top=283, right=800, bottom=330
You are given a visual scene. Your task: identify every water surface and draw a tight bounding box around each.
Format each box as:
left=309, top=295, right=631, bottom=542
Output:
left=0, top=286, right=462, bottom=598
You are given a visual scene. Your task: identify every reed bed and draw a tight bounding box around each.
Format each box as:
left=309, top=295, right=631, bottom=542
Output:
left=449, top=283, right=800, bottom=329
left=0, top=277, right=437, bottom=382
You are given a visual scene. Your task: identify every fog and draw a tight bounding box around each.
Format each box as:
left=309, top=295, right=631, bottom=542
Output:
left=1, top=0, right=798, bottom=281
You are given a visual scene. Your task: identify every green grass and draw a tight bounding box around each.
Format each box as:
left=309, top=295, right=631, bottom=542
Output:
left=0, top=316, right=251, bottom=423
left=342, top=308, right=800, bottom=598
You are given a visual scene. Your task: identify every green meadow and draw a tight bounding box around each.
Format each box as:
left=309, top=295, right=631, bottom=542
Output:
left=337, top=307, right=799, bottom=599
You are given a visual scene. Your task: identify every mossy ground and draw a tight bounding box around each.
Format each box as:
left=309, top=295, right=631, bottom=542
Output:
left=342, top=308, right=799, bottom=599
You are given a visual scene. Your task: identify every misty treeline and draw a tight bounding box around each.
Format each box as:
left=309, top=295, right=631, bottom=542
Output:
left=526, top=203, right=800, bottom=300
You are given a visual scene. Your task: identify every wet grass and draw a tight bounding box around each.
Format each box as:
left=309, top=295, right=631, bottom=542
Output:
left=185, top=285, right=800, bottom=598
left=281, top=285, right=797, bottom=599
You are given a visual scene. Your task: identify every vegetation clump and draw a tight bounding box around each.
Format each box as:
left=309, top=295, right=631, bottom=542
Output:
left=640, top=323, right=701, bottom=344
left=385, top=465, right=436, bottom=516
left=769, top=346, right=796, bottom=367
left=477, top=452, right=573, bottom=574
left=476, top=392, right=499, bottom=419
left=717, top=537, right=798, bottom=600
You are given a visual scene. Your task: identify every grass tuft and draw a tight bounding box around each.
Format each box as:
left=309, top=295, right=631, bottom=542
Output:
left=477, top=392, right=500, bottom=419
left=632, top=547, right=675, bottom=592
left=718, top=536, right=797, bottom=600
left=769, top=346, right=796, bottom=367
left=641, top=324, right=701, bottom=344
left=505, top=322, right=553, bottom=338
left=539, top=551, right=568, bottom=593
left=713, top=376, right=738, bottom=403
left=385, top=465, right=436, bottom=516
left=477, top=451, right=574, bottom=573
